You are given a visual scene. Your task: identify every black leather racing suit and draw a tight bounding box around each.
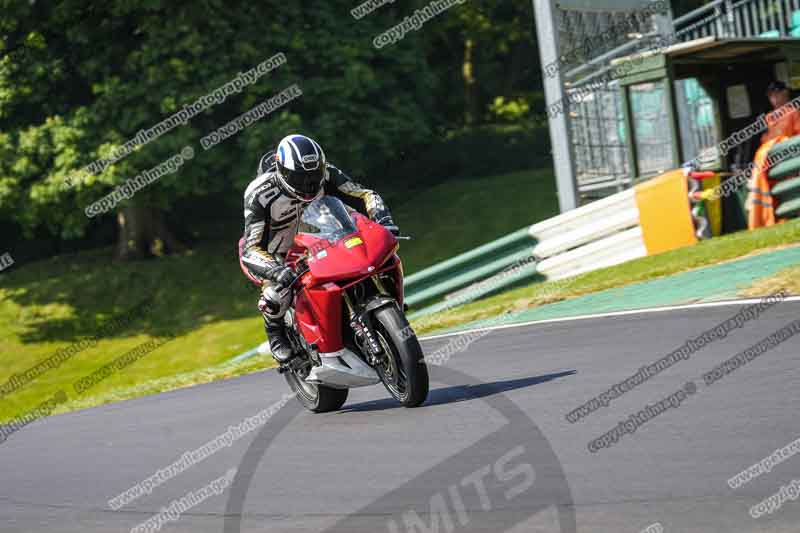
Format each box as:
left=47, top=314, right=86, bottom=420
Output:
left=241, top=164, right=391, bottom=284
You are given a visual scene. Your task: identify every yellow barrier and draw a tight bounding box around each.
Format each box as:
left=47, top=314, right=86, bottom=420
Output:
left=702, top=174, right=723, bottom=237
left=634, top=169, right=698, bottom=255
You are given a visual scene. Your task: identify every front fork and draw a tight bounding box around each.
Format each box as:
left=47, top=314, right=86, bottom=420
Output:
left=348, top=295, right=402, bottom=366
left=350, top=312, right=383, bottom=364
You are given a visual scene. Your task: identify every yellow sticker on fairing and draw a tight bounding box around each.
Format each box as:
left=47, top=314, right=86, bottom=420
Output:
left=345, top=237, right=363, bottom=248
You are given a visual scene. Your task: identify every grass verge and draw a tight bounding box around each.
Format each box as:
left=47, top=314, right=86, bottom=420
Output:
left=0, top=242, right=271, bottom=423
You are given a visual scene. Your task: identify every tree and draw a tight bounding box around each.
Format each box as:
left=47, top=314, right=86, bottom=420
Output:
left=421, top=0, right=542, bottom=127
left=0, top=1, right=437, bottom=258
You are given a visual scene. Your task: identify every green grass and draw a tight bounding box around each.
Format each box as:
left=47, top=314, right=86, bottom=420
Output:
left=391, top=168, right=559, bottom=273
left=0, top=243, right=273, bottom=423
left=0, top=168, right=557, bottom=423
left=410, top=220, right=800, bottom=336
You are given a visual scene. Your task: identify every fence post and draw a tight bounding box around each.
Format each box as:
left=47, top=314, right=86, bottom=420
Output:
left=532, top=0, right=579, bottom=213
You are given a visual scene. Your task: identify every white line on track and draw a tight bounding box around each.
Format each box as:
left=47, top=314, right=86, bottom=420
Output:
left=419, top=296, right=800, bottom=342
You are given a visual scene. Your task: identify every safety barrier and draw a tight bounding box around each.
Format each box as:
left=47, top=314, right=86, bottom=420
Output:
left=403, top=227, right=536, bottom=308
left=405, top=170, right=698, bottom=316
left=768, top=137, right=800, bottom=218
left=530, top=189, right=642, bottom=280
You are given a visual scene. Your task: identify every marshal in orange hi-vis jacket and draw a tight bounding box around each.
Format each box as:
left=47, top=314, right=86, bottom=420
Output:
left=761, top=106, right=800, bottom=144
left=748, top=136, right=787, bottom=229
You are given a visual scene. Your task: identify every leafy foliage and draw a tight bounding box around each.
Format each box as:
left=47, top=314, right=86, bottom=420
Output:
left=0, top=0, right=542, bottom=248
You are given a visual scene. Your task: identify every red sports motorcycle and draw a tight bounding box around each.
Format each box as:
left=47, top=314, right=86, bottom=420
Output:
left=267, top=196, right=429, bottom=412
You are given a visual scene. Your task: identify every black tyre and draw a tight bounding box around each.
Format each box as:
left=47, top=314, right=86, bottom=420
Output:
left=373, top=304, right=429, bottom=407
left=284, top=370, right=348, bottom=413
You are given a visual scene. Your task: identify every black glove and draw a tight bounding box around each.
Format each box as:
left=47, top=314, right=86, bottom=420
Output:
left=376, top=215, right=400, bottom=236
left=270, top=265, right=297, bottom=289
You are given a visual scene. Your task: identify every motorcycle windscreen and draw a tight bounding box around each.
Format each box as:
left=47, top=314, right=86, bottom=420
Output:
left=298, top=196, right=357, bottom=243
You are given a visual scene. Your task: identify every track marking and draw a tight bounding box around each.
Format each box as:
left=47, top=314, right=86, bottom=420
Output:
left=419, top=296, right=800, bottom=342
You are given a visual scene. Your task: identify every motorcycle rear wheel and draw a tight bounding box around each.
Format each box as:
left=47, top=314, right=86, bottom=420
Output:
left=373, top=305, right=429, bottom=407
left=284, top=368, right=348, bottom=413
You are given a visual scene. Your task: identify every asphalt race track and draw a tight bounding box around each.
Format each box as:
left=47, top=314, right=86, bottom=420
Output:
left=2, top=301, right=799, bottom=533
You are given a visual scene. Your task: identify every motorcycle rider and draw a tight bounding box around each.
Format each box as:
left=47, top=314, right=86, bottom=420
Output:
left=240, top=134, right=399, bottom=364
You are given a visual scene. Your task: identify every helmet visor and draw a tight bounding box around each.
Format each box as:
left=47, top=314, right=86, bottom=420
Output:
left=284, top=166, right=326, bottom=198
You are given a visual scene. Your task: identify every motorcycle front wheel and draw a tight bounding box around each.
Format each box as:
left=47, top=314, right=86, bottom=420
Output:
left=373, top=304, right=429, bottom=407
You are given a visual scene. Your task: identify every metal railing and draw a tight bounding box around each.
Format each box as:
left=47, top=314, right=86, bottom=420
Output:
left=675, top=0, right=800, bottom=41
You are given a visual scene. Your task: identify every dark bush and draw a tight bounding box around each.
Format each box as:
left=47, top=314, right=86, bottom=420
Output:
left=372, top=123, right=553, bottom=197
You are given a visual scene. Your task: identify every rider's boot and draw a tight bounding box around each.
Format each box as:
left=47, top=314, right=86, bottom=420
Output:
left=265, top=317, right=295, bottom=364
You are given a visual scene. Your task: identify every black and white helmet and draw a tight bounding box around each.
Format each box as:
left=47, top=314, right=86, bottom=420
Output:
left=274, top=134, right=329, bottom=202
